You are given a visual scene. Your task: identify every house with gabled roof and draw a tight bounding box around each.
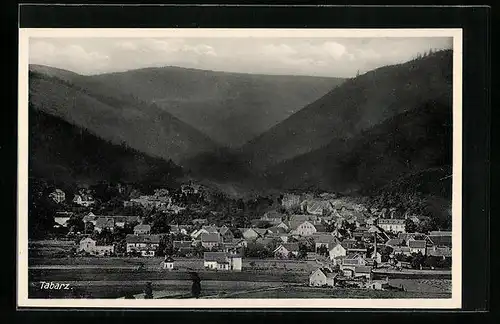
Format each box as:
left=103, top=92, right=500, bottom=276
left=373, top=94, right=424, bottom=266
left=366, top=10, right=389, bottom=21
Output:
left=201, top=233, right=221, bottom=249
left=125, top=234, right=161, bottom=257
left=134, top=224, right=151, bottom=235
left=95, top=217, right=115, bottom=233
left=242, top=228, right=261, bottom=241
left=309, top=268, right=338, bottom=287
left=273, top=243, right=299, bottom=259
left=314, top=233, right=339, bottom=250
left=329, top=242, right=347, bottom=263
left=377, top=218, right=406, bottom=233
left=290, top=220, right=319, bottom=237
left=428, top=231, right=452, bottom=248
left=219, top=226, right=234, bottom=242
left=49, top=189, right=66, bottom=204
left=408, top=239, right=427, bottom=255
left=204, top=252, right=242, bottom=271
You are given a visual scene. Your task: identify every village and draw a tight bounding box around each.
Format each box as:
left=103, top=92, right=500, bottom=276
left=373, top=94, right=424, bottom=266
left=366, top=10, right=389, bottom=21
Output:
left=31, top=182, right=452, bottom=295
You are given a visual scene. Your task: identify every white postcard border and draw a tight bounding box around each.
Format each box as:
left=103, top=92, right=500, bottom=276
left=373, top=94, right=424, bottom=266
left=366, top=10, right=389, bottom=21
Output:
left=17, top=28, right=463, bottom=309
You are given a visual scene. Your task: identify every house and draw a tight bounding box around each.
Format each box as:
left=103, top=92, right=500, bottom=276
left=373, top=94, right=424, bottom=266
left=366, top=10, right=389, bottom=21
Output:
left=242, top=228, right=261, bottom=241
left=408, top=239, right=427, bottom=255
left=231, top=238, right=248, bottom=248
left=282, top=193, right=301, bottom=209
left=125, top=234, right=161, bottom=257
left=273, top=243, right=299, bottom=259
left=134, top=224, right=151, bottom=235
left=79, top=237, right=96, bottom=253
left=73, top=194, right=95, bottom=207
left=83, top=212, right=97, bottom=225
left=95, top=217, right=115, bottom=233
left=276, top=221, right=290, bottom=231
left=304, top=200, right=335, bottom=216
left=54, top=211, right=74, bottom=227
left=112, top=216, right=141, bottom=228
left=427, top=245, right=452, bottom=259
left=192, top=218, right=208, bottom=225
left=392, top=246, right=412, bottom=256
left=203, top=252, right=242, bottom=271
left=200, top=233, right=221, bottom=249
left=169, top=225, right=190, bottom=235
left=314, top=234, right=338, bottom=251
left=377, top=219, right=406, bottom=233
left=219, top=226, right=234, bottom=242
left=428, top=231, right=452, bottom=248
left=173, top=241, right=194, bottom=256
left=366, top=279, right=390, bottom=290
left=162, top=256, right=175, bottom=270
left=49, top=189, right=66, bottom=203
left=329, top=242, right=347, bottom=262
left=353, top=266, right=372, bottom=280
left=342, top=253, right=367, bottom=267
left=202, top=225, right=219, bottom=234
left=291, top=220, right=318, bottom=237
left=78, top=237, right=114, bottom=256
left=289, top=214, right=320, bottom=225
left=309, top=268, right=338, bottom=287
left=267, top=226, right=287, bottom=235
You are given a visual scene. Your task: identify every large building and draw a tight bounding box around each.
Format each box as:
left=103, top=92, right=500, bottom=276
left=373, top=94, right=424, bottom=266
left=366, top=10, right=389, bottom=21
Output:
left=377, top=219, right=406, bottom=233
left=203, top=252, right=242, bottom=271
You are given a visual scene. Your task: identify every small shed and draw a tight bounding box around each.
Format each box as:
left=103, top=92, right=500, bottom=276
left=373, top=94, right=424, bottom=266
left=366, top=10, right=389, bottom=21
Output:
left=163, top=256, right=175, bottom=270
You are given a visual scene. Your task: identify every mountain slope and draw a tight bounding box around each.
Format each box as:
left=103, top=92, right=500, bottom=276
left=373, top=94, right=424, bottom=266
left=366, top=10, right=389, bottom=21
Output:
left=242, top=50, right=453, bottom=169
left=264, top=99, right=452, bottom=194
left=29, top=66, right=219, bottom=165
left=29, top=105, right=184, bottom=189
left=91, top=66, right=344, bottom=147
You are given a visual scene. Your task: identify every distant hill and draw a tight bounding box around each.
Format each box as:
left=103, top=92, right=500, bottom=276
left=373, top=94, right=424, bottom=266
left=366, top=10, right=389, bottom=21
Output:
left=264, top=100, right=452, bottom=194
left=91, top=66, right=343, bottom=147
left=29, top=106, right=184, bottom=189
left=242, top=50, right=453, bottom=169
left=29, top=66, right=219, bottom=166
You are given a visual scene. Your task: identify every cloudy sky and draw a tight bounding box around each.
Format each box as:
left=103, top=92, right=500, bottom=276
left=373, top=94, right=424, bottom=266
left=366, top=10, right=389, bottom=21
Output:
left=29, top=37, right=452, bottom=78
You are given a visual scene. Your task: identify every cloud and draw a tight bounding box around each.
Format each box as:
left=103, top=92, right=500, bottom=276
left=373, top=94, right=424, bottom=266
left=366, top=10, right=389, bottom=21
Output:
left=30, top=40, right=110, bottom=73
left=29, top=37, right=452, bottom=77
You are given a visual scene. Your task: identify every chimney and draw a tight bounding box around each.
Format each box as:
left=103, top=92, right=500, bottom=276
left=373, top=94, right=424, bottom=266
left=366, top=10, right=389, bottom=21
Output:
left=373, top=233, right=377, bottom=258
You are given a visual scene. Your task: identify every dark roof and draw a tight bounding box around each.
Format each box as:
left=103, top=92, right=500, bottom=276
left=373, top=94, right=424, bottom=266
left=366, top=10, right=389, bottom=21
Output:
left=95, top=217, right=114, bottom=228
left=278, top=243, right=299, bottom=252
left=164, top=256, right=175, bottom=262
left=314, top=224, right=327, bottom=232
left=173, top=241, right=192, bottom=248
left=354, top=265, right=372, bottom=274
left=378, top=219, right=405, bottom=224
left=408, top=240, right=426, bottom=248
left=204, top=252, right=229, bottom=262
left=134, top=224, right=151, bottom=231
left=314, top=234, right=338, bottom=244
left=429, top=234, right=452, bottom=247
left=201, top=233, right=220, bottom=243
left=202, top=225, right=219, bottom=233
left=267, top=226, right=286, bottom=234
left=126, top=234, right=161, bottom=244
left=386, top=238, right=404, bottom=247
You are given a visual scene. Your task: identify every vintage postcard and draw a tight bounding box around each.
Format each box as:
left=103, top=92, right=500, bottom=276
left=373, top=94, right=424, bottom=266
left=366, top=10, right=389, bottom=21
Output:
left=18, top=28, right=462, bottom=309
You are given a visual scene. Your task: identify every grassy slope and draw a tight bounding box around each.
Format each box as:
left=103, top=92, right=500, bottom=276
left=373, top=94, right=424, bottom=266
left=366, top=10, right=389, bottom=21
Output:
left=29, top=66, right=219, bottom=165
left=91, top=66, right=344, bottom=147
left=242, top=50, right=453, bottom=169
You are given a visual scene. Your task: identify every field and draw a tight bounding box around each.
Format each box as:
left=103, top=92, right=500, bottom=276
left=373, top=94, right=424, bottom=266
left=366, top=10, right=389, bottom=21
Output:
left=27, top=241, right=452, bottom=299
left=226, top=285, right=451, bottom=299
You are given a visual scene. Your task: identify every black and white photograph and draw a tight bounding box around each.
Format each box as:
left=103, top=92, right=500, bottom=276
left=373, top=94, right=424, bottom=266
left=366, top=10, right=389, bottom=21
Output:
left=18, top=28, right=462, bottom=308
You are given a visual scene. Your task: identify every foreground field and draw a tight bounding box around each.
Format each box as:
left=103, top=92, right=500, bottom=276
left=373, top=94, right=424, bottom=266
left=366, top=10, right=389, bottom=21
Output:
left=226, top=285, right=451, bottom=299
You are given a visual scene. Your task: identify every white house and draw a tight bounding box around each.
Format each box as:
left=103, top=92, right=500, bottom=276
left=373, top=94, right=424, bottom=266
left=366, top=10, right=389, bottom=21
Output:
left=126, top=234, right=161, bottom=257
left=242, top=228, right=260, bottom=241
left=309, top=268, right=337, bottom=287
left=49, top=189, right=66, bottom=204
left=203, top=252, right=242, bottom=271
left=78, top=237, right=114, bottom=256
left=162, top=256, right=175, bottom=270
left=291, top=220, right=318, bottom=237
left=329, top=242, right=347, bottom=262
left=54, top=211, right=73, bottom=227
left=377, top=219, right=406, bottom=233
left=408, top=239, right=427, bottom=255
left=134, top=224, right=151, bottom=235
left=73, top=194, right=95, bottom=207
